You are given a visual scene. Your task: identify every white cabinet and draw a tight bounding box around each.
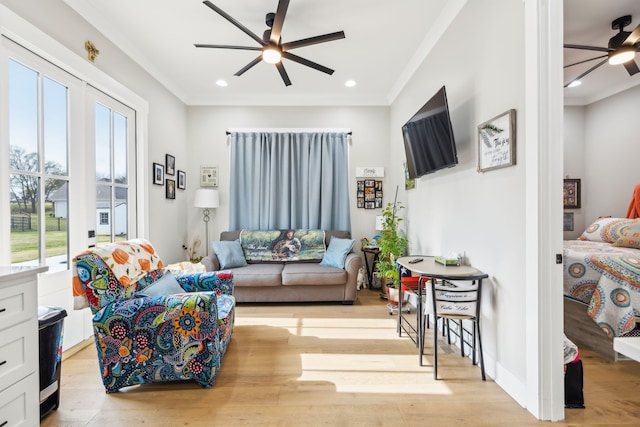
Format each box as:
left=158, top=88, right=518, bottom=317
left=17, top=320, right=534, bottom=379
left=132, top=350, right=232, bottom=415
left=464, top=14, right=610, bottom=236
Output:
left=0, top=266, right=47, bottom=427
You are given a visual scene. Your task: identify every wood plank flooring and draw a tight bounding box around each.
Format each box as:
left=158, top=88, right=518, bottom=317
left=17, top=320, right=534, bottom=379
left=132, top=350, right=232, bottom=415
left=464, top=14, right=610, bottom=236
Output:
left=41, top=290, right=640, bottom=426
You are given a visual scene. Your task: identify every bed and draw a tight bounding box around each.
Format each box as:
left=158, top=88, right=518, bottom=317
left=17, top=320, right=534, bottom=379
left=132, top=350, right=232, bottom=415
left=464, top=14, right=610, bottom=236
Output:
left=563, top=217, right=640, bottom=360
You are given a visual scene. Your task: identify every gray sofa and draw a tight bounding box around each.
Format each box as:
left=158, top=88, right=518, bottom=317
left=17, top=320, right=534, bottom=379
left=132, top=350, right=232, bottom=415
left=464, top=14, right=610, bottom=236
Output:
left=201, top=230, right=362, bottom=304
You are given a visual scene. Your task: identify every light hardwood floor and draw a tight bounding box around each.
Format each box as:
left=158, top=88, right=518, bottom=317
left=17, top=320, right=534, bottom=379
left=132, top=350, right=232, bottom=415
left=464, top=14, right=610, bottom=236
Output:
left=41, top=290, right=640, bottom=426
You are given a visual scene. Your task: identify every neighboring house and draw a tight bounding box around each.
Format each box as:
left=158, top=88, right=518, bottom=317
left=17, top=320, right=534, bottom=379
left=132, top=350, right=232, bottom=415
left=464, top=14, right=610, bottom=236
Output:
left=50, top=183, right=127, bottom=235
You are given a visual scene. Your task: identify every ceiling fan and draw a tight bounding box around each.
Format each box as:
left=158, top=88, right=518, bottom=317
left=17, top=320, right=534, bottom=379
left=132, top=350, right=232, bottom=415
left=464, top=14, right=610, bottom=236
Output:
left=195, top=0, right=345, bottom=87
left=564, top=15, right=640, bottom=87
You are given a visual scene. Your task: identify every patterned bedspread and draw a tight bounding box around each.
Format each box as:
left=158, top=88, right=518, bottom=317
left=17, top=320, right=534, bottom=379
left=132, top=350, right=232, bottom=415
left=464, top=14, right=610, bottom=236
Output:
left=563, top=240, right=640, bottom=337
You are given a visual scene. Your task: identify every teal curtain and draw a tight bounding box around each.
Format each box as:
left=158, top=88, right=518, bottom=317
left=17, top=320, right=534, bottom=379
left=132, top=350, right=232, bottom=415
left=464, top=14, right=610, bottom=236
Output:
left=229, top=131, right=351, bottom=231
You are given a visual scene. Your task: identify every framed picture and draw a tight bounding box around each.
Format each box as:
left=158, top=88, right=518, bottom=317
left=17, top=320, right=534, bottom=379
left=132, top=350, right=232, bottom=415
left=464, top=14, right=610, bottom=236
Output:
left=564, top=178, right=581, bottom=209
left=200, top=164, right=218, bottom=187
left=177, top=170, right=186, bottom=190
left=478, top=109, right=516, bottom=172
left=165, top=179, right=176, bottom=199
left=166, top=154, right=175, bottom=176
left=153, top=162, right=164, bottom=185
left=563, top=212, right=574, bottom=231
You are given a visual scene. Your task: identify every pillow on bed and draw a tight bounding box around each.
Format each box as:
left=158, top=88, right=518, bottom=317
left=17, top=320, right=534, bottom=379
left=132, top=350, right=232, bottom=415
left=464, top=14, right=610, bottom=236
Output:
left=612, top=223, right=640, bottom=249
left=578, top=217, right=638, bottom=243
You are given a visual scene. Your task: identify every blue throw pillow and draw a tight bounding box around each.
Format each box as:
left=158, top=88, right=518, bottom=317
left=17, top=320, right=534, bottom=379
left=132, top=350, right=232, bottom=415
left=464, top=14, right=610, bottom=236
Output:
left=135, top=272, right=184, bottom=297
left=320, top=237, right=355, bottom=269
left=211, top=240, right=248, bottom=269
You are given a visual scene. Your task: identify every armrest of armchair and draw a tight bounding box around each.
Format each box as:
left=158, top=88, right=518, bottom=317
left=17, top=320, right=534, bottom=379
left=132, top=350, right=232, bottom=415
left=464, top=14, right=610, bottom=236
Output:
left=175, top=270, right=234, bottom=296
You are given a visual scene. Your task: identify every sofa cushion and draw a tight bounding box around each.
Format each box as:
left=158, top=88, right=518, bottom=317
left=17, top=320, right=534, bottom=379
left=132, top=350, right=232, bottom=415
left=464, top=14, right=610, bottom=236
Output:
left=211, top=240, right=248, bottom=269
left=320, top=237, right=355, bottom=269
left=135, top=272, right=184, bottom=297
left=226, top=263, right=284, bottom=287
left=282, top=263, right=347, bottom=286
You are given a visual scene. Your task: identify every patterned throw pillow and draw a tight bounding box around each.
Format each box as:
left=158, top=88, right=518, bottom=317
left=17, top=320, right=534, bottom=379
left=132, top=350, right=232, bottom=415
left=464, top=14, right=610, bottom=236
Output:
left=578, top=217, right=639, bottom=243
left=239, top=229, right=326, bottom=262
left=612, top=223, right=640, bottom=249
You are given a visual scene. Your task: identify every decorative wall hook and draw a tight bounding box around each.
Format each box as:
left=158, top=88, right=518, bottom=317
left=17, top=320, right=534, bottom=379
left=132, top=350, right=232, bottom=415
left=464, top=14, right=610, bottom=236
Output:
left=84, top=41, right=100, bottom=62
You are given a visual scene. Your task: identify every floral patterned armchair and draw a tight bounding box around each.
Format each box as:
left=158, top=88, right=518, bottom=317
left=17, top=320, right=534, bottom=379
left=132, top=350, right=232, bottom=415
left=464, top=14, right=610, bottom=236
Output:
left=72, top=239, right=234, bottom=393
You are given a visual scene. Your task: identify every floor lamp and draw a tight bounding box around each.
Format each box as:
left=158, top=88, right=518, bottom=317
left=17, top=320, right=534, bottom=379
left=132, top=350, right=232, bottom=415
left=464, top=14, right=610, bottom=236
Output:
left=194, top=188, right=219, bottom=256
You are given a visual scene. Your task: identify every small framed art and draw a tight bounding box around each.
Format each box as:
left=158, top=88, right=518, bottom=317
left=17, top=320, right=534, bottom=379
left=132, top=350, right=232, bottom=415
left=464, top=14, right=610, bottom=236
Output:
left=563, top=178, right=581, bottom=209
left=153, top=163, right=164, bottom=185
left=478, top=109, right=516, bottom=172
left=177, top=170, right=186, bottom=190
left=200, top=165, right=218, bottom=187
left=166, top=179, right=176, bottom=199
left=166, top=154, right=175, bottom=176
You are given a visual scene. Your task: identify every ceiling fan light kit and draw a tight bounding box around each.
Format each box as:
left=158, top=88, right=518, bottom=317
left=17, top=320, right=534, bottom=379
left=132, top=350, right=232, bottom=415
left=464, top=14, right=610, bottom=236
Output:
left=564, top=14, right=640, bottom=87
left=195, top=0, right=346, bottom=87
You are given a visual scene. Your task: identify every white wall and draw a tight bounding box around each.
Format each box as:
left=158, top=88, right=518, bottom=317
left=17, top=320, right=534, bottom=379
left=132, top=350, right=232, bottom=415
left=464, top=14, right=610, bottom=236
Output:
left=390, top=0, right=529, bottom=403
left=186, top=106, right=390, bottom=257
left=583, top=86, right=640, bottom=222
left=563, top=106, right=586, bottom=239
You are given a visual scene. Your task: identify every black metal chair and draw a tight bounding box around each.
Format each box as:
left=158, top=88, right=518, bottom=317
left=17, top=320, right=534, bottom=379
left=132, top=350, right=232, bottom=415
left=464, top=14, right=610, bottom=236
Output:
left=422, top=275, right=487, bottom=380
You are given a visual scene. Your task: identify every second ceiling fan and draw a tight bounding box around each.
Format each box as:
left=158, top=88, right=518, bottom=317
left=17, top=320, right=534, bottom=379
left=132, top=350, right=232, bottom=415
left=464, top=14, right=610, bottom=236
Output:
left=195, top=0, right=345, bottom=86
left=564, top=14, right=640, bottom=87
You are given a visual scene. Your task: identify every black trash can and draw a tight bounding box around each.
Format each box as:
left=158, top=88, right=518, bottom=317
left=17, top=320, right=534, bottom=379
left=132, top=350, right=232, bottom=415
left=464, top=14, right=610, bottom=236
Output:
left=38, top=306, right=67, bottom=419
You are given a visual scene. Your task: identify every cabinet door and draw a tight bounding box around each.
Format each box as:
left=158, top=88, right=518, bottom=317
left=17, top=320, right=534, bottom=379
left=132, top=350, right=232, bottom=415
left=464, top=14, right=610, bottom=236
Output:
left=0, top=373, right=39, bottom=427
left=0, top=319, right=38, bottom=394
left=0, top=281, right=37, bottom=332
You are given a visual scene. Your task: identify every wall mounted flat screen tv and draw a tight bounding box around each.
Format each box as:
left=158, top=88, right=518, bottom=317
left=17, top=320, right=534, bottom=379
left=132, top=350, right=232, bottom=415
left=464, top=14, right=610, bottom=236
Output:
left=402, top=86, right=458, bottom=179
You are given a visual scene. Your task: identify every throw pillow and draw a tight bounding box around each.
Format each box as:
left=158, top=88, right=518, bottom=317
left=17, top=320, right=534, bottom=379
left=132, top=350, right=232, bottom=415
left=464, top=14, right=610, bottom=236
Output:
left=135, top=272, right=184, bottom=297
left=211, top=240, right=248, bottom=269
left=613, top=223, right=640, bottom=249
left=578, top=217, right=638, bottom=243
left=320, top=237, right=355, bottom=269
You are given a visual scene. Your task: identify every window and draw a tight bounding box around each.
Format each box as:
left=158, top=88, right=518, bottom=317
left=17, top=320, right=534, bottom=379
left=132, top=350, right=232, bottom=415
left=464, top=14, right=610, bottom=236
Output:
left=8, top=58, right=70, bottom=269
left=99, top=212, right=109, bottom=225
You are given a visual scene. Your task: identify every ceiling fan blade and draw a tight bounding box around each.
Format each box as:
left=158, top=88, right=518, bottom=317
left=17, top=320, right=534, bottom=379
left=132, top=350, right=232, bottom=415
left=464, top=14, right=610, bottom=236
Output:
left=281, top=31, right=346, bottom=51
left=234, top=56, right=263, bottom=76
left=564, top=58, right=607, bottom=88
left=623, top=23, right=640, bottom=46
left=623, top=59, right=640, bottom=76
left=275, top=62, right=292, bottom=86
left=564, top=54, right=607, bottom=69
left=202, top=1, right=265, bottom=46
left=270, top=0, right=290, bottom=45
left=564, top=44, right=610, bottom=52
left=281, top=51, right=334, bottom=75
left=194, top=44, right=262, bottom=51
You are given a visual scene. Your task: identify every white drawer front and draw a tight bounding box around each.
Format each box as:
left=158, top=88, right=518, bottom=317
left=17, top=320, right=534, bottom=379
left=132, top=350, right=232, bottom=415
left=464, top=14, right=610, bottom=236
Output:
left=0, top=373, right=39, bottom=427
left=0, top=320, right=37, bottom=394
left=0, top=282, right=36, bottom=332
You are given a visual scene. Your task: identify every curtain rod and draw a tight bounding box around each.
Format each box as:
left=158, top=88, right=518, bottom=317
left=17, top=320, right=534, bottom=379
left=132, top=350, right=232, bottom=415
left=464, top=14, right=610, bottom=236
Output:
left=226, top=128, right=352, bottom=135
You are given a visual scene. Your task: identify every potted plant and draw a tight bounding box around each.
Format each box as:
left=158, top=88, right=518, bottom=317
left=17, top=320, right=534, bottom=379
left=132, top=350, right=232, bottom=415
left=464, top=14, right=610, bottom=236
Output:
left=375, top=201, right=408, bottom=298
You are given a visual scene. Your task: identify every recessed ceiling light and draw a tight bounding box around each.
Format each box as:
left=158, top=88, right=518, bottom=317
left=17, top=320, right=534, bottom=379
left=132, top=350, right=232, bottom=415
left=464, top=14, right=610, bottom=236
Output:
left=567, top=80, right=582, bottom=88
left=345, top=80, right=356, bottom=88
left=216, top=79, right=228, bottom=87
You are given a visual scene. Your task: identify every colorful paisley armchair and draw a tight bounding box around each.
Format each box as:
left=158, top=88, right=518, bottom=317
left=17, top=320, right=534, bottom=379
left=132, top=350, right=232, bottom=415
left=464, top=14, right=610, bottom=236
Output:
left=72, top=239, right=234, bottom=393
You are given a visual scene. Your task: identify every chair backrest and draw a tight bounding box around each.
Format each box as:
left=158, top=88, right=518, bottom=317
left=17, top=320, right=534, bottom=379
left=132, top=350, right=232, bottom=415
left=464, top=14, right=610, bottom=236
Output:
left=426, top=279, right=482, bottom=319
left=72, top=239, right=165, bottom=313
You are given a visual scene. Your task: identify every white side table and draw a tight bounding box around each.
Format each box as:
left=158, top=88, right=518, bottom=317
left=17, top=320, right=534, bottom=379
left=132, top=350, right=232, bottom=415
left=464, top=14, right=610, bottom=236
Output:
left=613, top=337, right=640, bottom=362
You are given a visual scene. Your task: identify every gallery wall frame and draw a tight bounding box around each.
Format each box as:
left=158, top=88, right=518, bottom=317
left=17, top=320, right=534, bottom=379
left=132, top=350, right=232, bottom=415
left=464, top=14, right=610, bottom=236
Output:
left=177, top=170, right=186, bottom=190
left=200, top=165, right=218, bottom=187
left=166, top=154, right=175, bottom=176
left=357, top=179, right=383, bottom=209
left=166, top=179, right=176, bottom=199
left=564, top=178, right=581, bottom=209
left=478, top=109, right=516, bottom=172
left=153, top=163, right=164, bottom=185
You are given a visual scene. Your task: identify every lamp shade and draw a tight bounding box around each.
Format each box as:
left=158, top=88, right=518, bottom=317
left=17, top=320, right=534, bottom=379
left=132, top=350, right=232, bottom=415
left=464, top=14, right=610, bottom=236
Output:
left=194, top=189, right=219, bottom=208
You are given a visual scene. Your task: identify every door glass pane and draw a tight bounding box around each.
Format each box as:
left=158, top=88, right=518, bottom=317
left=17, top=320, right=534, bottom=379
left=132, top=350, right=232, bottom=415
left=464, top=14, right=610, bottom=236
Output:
left=95, top=103, right=111, bottom=182
left=96, top=185, right=111, bottom=243
left=10, top=173, right=39, bottom=264
left=113, top=112, right=127, bottom=184
left=45, top=178, right=68, bottom=268
left=114, top=187, right=128, bottom=241
left=43, top=77, right=69, bottom=176
left=8, top=60, right=39, bottom=172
